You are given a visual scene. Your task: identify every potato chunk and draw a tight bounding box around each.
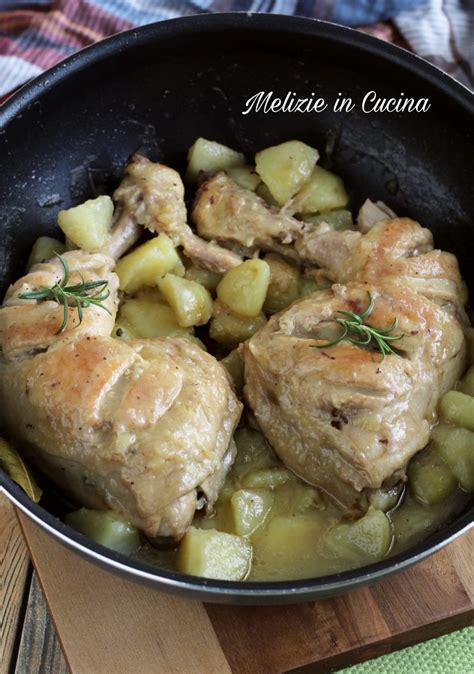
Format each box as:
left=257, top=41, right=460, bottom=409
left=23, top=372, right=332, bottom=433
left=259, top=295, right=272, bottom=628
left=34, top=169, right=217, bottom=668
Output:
left=119, top=299, right=190, bottom=338
left=299, top=278, right=319, bottom=298
left=323, top=508, right=391, bottom=564
left=408, top=448, right=457, bottom=504
left=458, top=365, right=474, bottom=397
left=210, top=301, right=266, bottom=346
left=230, top=489, right=274, bottom=536
left=116, top=234, right=185, bottom=294
left=431, top=424, right=474, bottom=491
left=233, top=428, right=278, bottom=478
left=263, top=254, right=300, bottom=314
left=186, top=138, right=244, bottom=183
left=157, top=274, right=213, bottom=327
left=255, top=140, right=319, bottom=205
left=217, top=259, right=270, bottom=318
left=113, top=317, right=140, bottom=340
left=241, top=467, right=292, bottom=489
left=391, top=500, right=440, bottom=551
left=65, top=508, right=140, bottom=554
left=185, top=265, right=222, bottom=293
left=303, top=208, right=354, bottom=230
left=58, top=195, right=114, bottom=251
left=275, top=480, right=323, bottom=513
left=251, top=514, right=326, bottom=580
left=220, top=349, right=244, bottom=394
left=27, top=237, right=66, bottom=269
left=226, top=165, right=261, bottom=191
left=467, top=328, right=474, bottom=365
left=176, top=527, right=252, bottom=580
left=439, top=390, right=474, bottom=431
left=294, top=166, right=349, bottom=213
left=256, top=183, right=278, bottom=206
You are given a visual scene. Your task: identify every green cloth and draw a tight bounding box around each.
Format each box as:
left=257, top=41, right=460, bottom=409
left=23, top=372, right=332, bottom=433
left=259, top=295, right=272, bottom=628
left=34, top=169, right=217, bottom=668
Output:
left=340, top=627, right=474, bottom=673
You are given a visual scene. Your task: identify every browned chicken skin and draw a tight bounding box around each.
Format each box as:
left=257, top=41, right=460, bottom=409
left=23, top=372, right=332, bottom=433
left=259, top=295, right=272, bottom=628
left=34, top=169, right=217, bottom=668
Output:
left=193, top=171, right=304, bottom=261
left=1, top=153, right=468, bottom=531
left=243, top=214, right=467, bottom=508
left=0, top=249, right=242, bottom=539
left=113, top=155, right=242, bottom=272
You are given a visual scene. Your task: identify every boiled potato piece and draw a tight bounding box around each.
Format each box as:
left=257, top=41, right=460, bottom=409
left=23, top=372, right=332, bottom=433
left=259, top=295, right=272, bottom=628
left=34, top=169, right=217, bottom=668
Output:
left=230, top=489, right=274, bottom=536
left=227, top=165, right=261, bottom=191
left=113, top=317, right=139, bottom=340
left=458, top=365, right=474, bottom=396
left=58, top=195, right=114, bottom=251
left=217, top=259, right=270, bottom=318
left=255, top=140, right=319, bottom=205
left=323, top=508, right=392, bottom=564
left=157, top=274, right=213, bottom=327
left=119, top=299, right=190, bottom=338
left=186, top=138, right=244, bottom=183
left=210, top=301, right=266, bottom=346
left=233, top=428, right=278, bottom=479
left=251, top=514, right=326, bottom=581
left=256, top=183, right=278, bottom=207
left=303, top=208, right=354, bottom=230
left=408, top=448, right=457, bottom=504
left=431, top=424, right=474, bottom=491
left=27, top=236, right=66, bottom=269
left=466, top=328, right=474, bottom=365
left=294, top=166, right=349, bottom=213
left=65, top=236, right=78, bottom=251
left=439, top=390, right=474, bottom=431
left=299, top=277, right=319, bottom=297
left=263, top=254, right=300, bottom=314
left=220, top=349, right=244, bottom=394
left=391, top=499, right=441, bottom=551
left=185, top=265, right=222, bottom=293
left=274, top=480, right=323, bottom=514
left=65, top=508, right=140, bottom=554
left=116, top=234, right=185, bottom=294
left=134, top=286, right=166, bottom=303
left=176, top=527, right=252, bottom=580
left=242, top=467, right=292, bottom=489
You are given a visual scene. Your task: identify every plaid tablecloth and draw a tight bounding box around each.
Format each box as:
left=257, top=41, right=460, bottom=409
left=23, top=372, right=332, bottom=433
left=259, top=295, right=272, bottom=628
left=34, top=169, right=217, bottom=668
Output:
left=0, top=2, right=472, bottom=673
left=0, top=0, right=473, bottom=103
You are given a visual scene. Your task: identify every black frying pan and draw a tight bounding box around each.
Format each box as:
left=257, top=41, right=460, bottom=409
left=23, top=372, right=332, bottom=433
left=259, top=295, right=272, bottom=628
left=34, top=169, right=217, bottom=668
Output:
left=0, top=13, right=472, bottom=604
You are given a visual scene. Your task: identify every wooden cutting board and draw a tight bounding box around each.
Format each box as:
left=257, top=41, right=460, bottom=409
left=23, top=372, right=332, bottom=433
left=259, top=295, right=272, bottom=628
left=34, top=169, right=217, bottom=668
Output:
left=15, top=510, right=473, bottom=674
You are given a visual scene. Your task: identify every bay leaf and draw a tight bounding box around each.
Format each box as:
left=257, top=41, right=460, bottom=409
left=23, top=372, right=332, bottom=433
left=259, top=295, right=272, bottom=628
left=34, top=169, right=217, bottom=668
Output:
left=0, top=437, right=42, bottom=502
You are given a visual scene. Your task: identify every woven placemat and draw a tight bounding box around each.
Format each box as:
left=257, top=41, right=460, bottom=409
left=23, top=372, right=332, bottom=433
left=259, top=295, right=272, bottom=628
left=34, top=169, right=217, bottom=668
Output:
left=341, top=626, right=474, bottom=673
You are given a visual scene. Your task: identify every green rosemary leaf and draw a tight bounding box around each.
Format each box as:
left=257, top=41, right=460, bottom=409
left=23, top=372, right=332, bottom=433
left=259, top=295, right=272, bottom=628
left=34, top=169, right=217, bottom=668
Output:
left=18, top=253, right=110, bottom=334
left=311, top=291, right=404, bottom=360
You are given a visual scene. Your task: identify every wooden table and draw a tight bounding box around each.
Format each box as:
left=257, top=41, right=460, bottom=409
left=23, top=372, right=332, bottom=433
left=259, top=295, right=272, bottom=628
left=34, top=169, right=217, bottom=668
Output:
left=1, top=492, right=473, bottom=674
left=1, top=495, right=67, bottom=674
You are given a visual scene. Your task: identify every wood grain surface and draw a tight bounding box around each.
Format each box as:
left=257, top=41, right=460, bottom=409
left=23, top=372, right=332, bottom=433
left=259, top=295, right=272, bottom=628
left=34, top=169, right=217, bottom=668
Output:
left=14, top=574, right=68, bottom=674
left=15, top=508, right=474, bottom=674
left=0, top=495, right=30, bottom=674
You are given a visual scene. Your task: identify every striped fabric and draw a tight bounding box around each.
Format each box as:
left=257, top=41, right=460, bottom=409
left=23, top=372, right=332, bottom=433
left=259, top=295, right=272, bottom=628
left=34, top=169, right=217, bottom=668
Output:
left=395, top=0, right=474, bottom=87
left=0, top=0, right=472, bottom=102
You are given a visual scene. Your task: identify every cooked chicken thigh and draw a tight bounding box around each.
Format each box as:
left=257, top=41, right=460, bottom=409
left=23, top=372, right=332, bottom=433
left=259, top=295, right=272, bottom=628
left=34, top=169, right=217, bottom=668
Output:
left=114, top=155, right=242, bottom=272
left=0, top=250, right=242, bottom=539
left=243, top=217, right=467, bottom=508
left=193, top=172, right=304, bottom=260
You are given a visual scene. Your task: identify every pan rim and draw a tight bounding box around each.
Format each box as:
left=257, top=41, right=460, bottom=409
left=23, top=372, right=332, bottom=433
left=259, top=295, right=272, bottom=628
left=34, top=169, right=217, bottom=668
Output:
left=0, top=11, right=472, bottom=602
left=0, top=12, right=472, bottom=130
left=3, top=478, right=473, bottom=602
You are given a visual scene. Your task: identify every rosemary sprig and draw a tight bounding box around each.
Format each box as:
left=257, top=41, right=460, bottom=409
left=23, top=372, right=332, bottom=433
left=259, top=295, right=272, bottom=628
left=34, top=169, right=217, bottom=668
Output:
left=19, top=253, right=111, bottom=334
left=311, top=291, right=404, bottom=360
